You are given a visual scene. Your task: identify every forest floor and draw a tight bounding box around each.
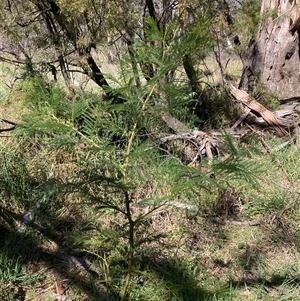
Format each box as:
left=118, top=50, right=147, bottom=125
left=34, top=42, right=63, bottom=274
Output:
left=1, top=101, right=300, bottom=301
left=1, top=59, right=300, bottom=301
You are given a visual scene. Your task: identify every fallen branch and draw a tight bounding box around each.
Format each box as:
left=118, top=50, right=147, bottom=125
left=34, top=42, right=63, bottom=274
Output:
left=0, top=117, right=18, bottom=132
left=159, top=114, right=222, bottom=163
left=264, top=126, right=300, bottom=152
left=154, top=130, right=221, bottom=163
left=161, top=115, right=190, bottom=134
left=211, top=217, right=261, bottom=226
left=246, top=102, right=300, bottom=127
left=44, top=251, right=114, bottom=301
left=230, top=85, right=287, bottom=136
left=231, top=107, right=251, bottom=128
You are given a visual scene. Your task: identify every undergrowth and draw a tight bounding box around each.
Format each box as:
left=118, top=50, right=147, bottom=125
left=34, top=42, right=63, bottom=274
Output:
left=2, top=82, right=300, bottom=300
left=1, top=16, right=300, bottom=301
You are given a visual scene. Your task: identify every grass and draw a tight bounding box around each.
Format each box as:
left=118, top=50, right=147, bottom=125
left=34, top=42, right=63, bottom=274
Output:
left=1, top=76, right=300, bottom=301
left=1, top=138, right=300, bottom=300
left=0, top=231, right=45, bottom=301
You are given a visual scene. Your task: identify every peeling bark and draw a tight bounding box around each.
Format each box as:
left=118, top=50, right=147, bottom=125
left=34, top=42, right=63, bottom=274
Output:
left=240, top=0, right=300, bottom=99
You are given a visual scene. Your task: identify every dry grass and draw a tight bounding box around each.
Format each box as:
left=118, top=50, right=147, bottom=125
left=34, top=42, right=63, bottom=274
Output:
left=199, top=55, right=243, bottom=87
left=1, top=60, right=300, bottom=301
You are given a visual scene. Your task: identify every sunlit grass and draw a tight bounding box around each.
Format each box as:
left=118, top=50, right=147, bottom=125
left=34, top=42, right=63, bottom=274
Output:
left=1, top=59, right=300, bottom=300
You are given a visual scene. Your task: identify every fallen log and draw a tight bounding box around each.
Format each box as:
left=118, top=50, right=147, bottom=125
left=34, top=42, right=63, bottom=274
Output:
left=154, top=89, right=300, bottom=165
left=230, top=85, right=288, bottom=136
left=246, top=102, right=300, bottom=127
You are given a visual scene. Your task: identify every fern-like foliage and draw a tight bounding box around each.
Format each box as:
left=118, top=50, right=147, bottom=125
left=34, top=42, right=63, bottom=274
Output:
left=17, top=14, right=262, bottom=301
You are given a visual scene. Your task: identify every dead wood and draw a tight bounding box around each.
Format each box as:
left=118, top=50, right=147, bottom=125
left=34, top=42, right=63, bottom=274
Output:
left=0, top=117, right=18, bottom=132
left=245, top=102, right=300, bottom=127
left=158, top=114, right=222, bottom=164
left=230, top=85, right=288, bottom=136
left=231, top=107, right=251, bottom=129
left=161, top=115, right=190, bottom=134
left=270, top=126, right=300, bottom=151
left=155, top=131, right=220, bottom=164
left=155, top=110, right=256, bottom=164
left=154, top=87, right=300, bottom=164
left=211, top=217, right=261, bottom=226
left=44, top=251, right=114, bottom=301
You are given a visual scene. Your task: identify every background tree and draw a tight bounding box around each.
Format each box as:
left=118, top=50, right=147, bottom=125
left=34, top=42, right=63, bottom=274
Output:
left=0, top=0, right=265, bottom=127
left=239, top=0, right=300, bottom=100
left=0, top=1, right=218, bottom=98
left=4, top=2, right=300, bottom=301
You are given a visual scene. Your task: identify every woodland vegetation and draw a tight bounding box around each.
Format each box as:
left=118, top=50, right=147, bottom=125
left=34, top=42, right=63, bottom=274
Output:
left=1, top=1, right=300, bottom=300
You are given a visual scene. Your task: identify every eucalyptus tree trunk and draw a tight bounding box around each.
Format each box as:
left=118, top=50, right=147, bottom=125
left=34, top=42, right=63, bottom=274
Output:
left=240, top=0, right=300, bottom=100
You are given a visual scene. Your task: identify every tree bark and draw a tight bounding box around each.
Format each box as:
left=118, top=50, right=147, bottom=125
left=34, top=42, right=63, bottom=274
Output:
left=38, top=5, right=72, bottom=85
left=240, top=0, right=300, bottom=99
left=183, top=54, right=200, bottom=93
left=33, top=0, right=112, bottom=95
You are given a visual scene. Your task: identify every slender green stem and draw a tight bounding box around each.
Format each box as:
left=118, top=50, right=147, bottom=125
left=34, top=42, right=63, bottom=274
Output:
left=121, top=32, right=168, bottom=299
left=120, top=83, right=157, bottom=301
left=51, top=114, right=101, bottom=148
left=121, top=192, right=135, bottom=301
left=123, top=83, right=157, bottom=179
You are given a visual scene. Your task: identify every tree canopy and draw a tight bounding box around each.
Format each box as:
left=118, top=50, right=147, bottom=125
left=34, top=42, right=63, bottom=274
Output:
left=0, top=1, right=236, bottom=94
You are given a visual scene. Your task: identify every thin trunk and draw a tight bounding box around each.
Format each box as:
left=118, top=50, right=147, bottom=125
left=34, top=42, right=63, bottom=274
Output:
left=34, top=0, right=112, bottom=96
left=125, top=32, right=141, bottom=88
left=58, top=56, right=71, bottom=85
left=141, top=0, right=158, bottom=81
left=183, top=54, right=199, bottom=93
left=37, top=2, right=72, bottom=85
left=145, top=0, right=157, bottom=22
